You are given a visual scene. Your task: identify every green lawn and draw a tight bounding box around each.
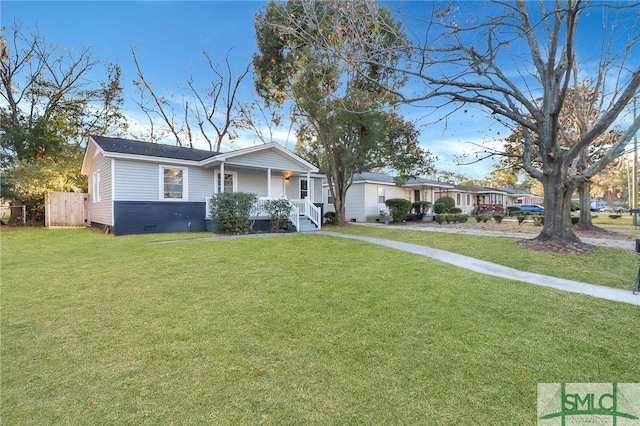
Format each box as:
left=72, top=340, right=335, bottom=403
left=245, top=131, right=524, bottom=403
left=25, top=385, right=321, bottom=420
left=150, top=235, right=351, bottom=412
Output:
left=328, top=224, right=638, bottom=290
left=2, top=228, right=638, bottom=424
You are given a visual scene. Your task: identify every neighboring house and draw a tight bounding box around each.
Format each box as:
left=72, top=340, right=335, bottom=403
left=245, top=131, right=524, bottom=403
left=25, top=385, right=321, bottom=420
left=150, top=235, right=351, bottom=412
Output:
left=502, top=187, right=544, bottom=206
left=81, top=135, right=323, bottom=235
left=434, top=185, right=509, bottom=214
left=322, top=172, right=454, bottom=222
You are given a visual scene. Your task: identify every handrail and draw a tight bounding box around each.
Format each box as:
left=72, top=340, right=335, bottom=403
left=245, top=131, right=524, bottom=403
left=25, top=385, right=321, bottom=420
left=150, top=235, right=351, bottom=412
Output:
left=288, top=205, right=300, bottom=232
left=290, top=198, right=321, bottom=230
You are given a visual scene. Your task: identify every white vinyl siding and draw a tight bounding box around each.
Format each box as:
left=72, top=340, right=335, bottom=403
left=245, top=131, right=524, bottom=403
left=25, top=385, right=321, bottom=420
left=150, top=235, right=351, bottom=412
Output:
left=92, top=170, right=101, bottom=202
left=235, top=168, right=269, bottom=196
left=189, top=168, right=215, bottom=200
left=312, top=178, right=322, bottom=203
left=114, top=160, right=213, bottom=202
left=88, top=154, right=113, bottom=225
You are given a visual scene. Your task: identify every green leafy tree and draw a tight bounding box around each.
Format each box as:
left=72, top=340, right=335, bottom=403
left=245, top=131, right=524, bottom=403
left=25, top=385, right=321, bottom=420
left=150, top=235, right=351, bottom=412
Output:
left=0, top=24, right=126, bottom=223
left=253, top=0, right=433, bottom=225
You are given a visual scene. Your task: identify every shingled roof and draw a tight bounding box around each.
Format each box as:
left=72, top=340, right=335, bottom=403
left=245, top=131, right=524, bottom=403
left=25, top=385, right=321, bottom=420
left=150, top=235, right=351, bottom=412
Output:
left=90, top=135, right=219, bottom=162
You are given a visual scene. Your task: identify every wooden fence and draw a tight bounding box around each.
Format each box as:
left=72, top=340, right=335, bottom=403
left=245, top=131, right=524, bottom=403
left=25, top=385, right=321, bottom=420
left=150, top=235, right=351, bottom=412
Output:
left=45, top=192, right=89, bottom=227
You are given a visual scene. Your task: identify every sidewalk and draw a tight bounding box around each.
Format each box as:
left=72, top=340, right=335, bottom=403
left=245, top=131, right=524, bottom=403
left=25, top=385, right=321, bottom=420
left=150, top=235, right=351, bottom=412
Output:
left=319, top=231, right=640, bottom=306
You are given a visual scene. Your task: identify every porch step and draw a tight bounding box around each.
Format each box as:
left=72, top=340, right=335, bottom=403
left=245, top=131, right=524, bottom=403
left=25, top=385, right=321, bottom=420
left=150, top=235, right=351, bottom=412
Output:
left=297, top=216, right=319, bottom=232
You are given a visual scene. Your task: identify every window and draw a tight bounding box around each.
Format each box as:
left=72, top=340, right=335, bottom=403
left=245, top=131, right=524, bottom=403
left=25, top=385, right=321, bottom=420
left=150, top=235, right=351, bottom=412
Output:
left=466, top=194, right=471, bottom=205
left=456, top=193, right=461, bottom=205
left=92, top=170, right=101, bottom=202
left=300, top=179, right=308, bottom=199
left=161, top=166, right=188, bottom=200
left=215, top=170, right=237, bottom=193
left=378, top=187, right=386, bottom=203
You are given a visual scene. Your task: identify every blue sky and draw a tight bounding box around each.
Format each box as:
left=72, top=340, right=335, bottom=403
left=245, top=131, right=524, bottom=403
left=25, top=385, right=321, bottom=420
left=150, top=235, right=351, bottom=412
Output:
left=3, top=1, right=638, bottom=180
left=3, top=0, right=500, bottom=179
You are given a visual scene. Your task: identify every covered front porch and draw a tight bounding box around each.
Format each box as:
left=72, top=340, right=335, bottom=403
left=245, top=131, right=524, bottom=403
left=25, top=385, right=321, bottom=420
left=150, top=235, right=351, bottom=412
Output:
left=205, top=195, right=322, bottom=232
left=201, top=143, right=324, bottom=232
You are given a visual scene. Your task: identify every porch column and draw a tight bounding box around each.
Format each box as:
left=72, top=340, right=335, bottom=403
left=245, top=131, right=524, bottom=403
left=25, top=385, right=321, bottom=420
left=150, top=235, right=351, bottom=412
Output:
left=306, top=171, right=311, bottom=200
left=267, top=168, right=272, bottom=198
left=220, top=162, right=225, bottom=193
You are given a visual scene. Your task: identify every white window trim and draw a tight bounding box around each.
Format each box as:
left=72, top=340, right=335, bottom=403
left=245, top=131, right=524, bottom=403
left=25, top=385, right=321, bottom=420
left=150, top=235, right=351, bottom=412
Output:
left=159, top=165, right=189, bottom=201
left=299, top=178, right=308, bottom=199
left=214, top=170, right=238, bottom=193
left=92, top=170, right=101, bottom=203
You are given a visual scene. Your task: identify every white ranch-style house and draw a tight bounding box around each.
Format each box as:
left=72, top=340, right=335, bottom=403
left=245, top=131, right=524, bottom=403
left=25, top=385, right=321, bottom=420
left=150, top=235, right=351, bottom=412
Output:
left=81, top=136, right=324, bottom=235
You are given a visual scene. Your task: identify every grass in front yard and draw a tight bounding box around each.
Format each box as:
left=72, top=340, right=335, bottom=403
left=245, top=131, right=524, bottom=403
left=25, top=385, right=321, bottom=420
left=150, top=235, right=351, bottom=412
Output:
left=327, top=225, right=638, bottom=290
left=2, top=228, right=638, bottom=424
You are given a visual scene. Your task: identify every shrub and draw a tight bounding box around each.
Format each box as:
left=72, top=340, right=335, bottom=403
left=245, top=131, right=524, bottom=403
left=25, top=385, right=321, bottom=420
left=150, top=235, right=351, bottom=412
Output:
left=608, top=214, right=622, bottom=219
left=450, top=207, right=462, bottom=214
left=571, top=216, right=580, bottom=225
left=433, top=202, right=447, bottom=214
left=412, top=201, right=432, bottom=217
left=324, top=211, right=336, bottom=224
left=209, top=192, right=257, bottom=234
left=263, top=198, right=293, bottom=232
left=477, top=214, right=491, bottom=223
left=435, top=214, right=446, bottom=224
left=385, top=198, right=413, bottom=222
left=507, top=205, right=523, bottom=216
left=532, top=215, right=544, bottom=226
left=434, top=196, right=455, bottom=211
left=517, top=215, right=527, bottom=224
left=444, top=213, right=456, bottom=223
left=493, top=214, right=504, bottom=224
left=458, top=214, right=469, bottom=223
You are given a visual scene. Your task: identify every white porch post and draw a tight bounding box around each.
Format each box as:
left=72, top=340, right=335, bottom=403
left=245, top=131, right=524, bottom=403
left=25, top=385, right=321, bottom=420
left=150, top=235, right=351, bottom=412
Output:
left=220, top=162, right=225, bottom=193
left=267, top=168, right=272, bottom=198
left=306, top=171, right=311, bottom=200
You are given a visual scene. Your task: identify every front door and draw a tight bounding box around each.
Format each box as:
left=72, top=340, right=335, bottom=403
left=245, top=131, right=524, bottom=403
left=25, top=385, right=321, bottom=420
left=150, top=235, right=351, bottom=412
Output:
left=271, top=176, right=284, bottom=198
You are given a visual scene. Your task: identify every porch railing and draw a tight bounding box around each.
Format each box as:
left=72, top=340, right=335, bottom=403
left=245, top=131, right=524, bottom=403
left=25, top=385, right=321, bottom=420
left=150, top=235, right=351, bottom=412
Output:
left=290, top=198, right=322, bottom=231
left=205, top=196, right=309, bottom=231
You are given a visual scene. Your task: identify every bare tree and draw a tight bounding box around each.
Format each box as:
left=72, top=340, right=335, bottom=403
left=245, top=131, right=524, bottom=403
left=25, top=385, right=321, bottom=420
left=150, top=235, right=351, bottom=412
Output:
left=131, top=47, right=250, bottom=152
left=235, top=98, right=287, bottom=145
left=1, top=23, right=126, bottom=221
left=132, top=47, right=188, bottom=146
left=331, top=0, right=640, bottom=249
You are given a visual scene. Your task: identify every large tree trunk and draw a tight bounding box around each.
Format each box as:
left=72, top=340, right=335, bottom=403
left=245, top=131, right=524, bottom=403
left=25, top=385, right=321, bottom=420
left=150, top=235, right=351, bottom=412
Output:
left=576, top=181, right=595, bottom=230
left=333, top=174, right=350, bottom=225
left=534, top=173, right=586, bottom=247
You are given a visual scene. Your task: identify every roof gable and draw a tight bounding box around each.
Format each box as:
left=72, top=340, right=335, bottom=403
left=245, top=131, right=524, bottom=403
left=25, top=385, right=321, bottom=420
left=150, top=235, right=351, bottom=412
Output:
left=202, top=142, right=319, bottom=173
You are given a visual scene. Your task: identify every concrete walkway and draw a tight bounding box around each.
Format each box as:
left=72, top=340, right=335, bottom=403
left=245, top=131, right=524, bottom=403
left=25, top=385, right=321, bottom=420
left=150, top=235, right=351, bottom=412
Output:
left=319, top=231, right=640, bottom=306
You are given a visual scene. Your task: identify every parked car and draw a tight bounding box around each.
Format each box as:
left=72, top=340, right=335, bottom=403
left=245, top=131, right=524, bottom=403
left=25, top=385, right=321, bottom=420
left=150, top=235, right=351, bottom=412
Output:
left=517, top=204, right=545, bottom=214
